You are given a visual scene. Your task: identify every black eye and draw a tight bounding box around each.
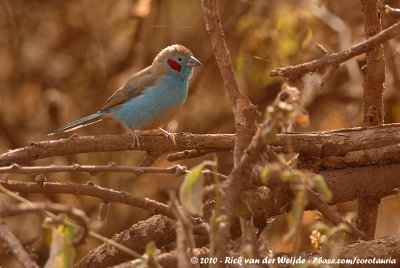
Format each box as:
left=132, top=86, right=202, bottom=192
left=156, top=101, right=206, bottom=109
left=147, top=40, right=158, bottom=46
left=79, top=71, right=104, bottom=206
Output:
left=178, top=58, right=182, bottom=61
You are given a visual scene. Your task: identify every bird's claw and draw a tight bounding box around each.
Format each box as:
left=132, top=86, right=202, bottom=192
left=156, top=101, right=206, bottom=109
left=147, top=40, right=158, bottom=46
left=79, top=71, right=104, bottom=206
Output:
left=130, top=130, right=141, bottom=148
left=158, top=128, right=176, bottom=146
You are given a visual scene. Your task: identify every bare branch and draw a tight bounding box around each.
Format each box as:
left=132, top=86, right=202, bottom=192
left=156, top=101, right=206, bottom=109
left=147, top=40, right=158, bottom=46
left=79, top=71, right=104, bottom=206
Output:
left=357, top=0, right=386, bottom=240
left=169, top=192, right=199, bottom=268
left=270, top=21, right=400, bottom=80
left=167, top=149, right=219, bottom=162
left=201, top=0, right=258, bottom=166
left=0, top=180, right=178, bottom=221
left=0, top=163, right=184, bottom=176
left=0, top=218, right=39, bottom=268
left=267, top=149, right=367, bottom=240
left=338, top=233, right=400, bottom=267
left=4, top=124, right=400, bottom=170
left=0, top=133, right=235, bottom=166
left=0, top=202, right=90, bottom=246
left=74, top=215, right=179, bottom=268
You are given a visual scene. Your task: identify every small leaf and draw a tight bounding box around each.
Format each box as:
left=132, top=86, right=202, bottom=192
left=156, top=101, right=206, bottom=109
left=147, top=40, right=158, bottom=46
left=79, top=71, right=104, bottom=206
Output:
left=262, top=162, right=282, bottom=184
left=179, top=161, right=214, bottom=215
left=280, top=170, right=302, bottom=182
left=145, top=241, right=156, bottom=257
left=232, top=197, right=253, bottom=219
left=313, top=175, right=332, bottom=202
left=44, top=216, right=76, bottom=268
left=284, top=190, right=308, bottom=242
left=336, top=223, right=351, bottom=233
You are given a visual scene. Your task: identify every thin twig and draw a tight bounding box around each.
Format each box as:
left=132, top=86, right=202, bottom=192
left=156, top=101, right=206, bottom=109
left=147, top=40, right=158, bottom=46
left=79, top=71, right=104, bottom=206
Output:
left=267, top=148, right=367, bottom=240
left=0, top=163, right=183, bottom=175
left=167, top=149, right=221, bottom=162
left=0, top=184, right=142, bottom=258
left=140, top=152, right=162, bottom=167
left=270, top=21, right=400, bottom=79
left=0, top=163, right=228, bottom=182
left=0, top=180, right=178, bottom=221
left=0, top=218, right=39, bottom=268
left=0, top=202, right=90, bottom=246
left=169, top=192, right=199, bottom=268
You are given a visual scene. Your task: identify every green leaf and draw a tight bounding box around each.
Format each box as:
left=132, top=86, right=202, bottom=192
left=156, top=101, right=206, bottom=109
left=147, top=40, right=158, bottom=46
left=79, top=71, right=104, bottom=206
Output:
left=313, top=175, right=332, bottom=202
left=232, top=197, right=253, bottom=219
left=284, top=190, right=308, bottom=242
left=261, top=162, right=282, bottom=184
left=280, top=170, right=303, bottom=182
left=179, top=161, right=214, bottom=215
left=145, top=241, right=156, bottom=257
left=44, top=216, right=76, bottom=268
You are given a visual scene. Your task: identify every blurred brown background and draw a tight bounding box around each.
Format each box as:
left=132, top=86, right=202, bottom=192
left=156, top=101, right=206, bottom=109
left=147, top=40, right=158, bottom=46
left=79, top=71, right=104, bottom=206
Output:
left=1, top=0, right=400, bottom=266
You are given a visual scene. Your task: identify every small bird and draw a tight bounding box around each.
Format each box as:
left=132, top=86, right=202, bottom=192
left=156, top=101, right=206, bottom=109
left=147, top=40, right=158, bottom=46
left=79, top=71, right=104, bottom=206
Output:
left=49, top=44, right=201, bottom=145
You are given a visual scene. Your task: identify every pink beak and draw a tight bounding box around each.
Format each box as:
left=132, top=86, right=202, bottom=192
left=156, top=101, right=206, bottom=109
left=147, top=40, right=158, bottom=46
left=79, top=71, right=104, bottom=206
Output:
left=187, top=56, right=201, bottom=67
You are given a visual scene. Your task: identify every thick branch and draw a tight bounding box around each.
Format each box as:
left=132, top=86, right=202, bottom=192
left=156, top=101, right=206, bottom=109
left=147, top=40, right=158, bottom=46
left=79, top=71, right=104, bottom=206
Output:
left=361, top=0, right=385, bottom=125
left=358, top=0, right=386, bottom=240
left=3, top=124, right=400, bottom=170
left=75, top=161, right=400, bottom=267
left=74, top=215, right=208, bottom=268
left=0, top=133, right=235, bottom=166
left=201, top=0, right=258, bottom=166
left=270, top=21, right=400, bottom=80
left=338, top=233, right=400, bottom=267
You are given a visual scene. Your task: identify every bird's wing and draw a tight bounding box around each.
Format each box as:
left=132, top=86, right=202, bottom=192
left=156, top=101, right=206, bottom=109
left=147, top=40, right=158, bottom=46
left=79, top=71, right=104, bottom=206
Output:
left=101, top=66, right=159, bottom=110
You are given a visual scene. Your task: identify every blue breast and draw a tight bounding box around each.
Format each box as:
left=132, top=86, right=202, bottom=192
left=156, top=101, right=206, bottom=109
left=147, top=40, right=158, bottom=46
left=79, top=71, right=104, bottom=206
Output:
left=111, top=75, right=189, bottom=130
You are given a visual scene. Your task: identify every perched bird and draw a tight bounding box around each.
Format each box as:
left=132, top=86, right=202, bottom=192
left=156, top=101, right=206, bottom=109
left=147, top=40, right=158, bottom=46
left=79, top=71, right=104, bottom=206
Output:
left=49, top=44, right=201, bottom=145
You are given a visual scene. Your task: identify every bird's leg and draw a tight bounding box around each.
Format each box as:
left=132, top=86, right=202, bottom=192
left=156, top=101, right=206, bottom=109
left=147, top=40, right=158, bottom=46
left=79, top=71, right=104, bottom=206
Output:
left=129, top=130, right=141, bottom=148
left=158, top=128, right=176, bottom=145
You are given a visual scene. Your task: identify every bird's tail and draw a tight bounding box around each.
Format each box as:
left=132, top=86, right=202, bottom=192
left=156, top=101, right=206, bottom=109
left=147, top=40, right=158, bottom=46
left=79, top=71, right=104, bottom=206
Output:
left=48, top=111, right=105, bottom=136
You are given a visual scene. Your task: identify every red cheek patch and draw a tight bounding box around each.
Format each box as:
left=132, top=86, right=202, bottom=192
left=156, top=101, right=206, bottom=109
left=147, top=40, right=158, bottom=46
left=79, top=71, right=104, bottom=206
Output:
left=167, top=59, right=182, bottom=72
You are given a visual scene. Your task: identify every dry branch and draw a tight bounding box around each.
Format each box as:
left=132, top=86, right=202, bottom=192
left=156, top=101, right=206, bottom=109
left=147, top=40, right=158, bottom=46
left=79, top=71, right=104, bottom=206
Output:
left=74, top=160, right=400, bottom=267
left=0, top=218, right=39, bottom=268
left=358, top=0, right=386, bottom=240
left=201, top=0, right=258, bottom=166
left=0, top=163, right=184, bottom=175
left=0, top=180, right=177, bottom=220
left=257, top=234, right=400, bottom=268
left=0, top=202, right=90, bottom=246
left=0, top=133, right=235, bottom=166
left=270, top=21, right=400, bottom=80
left=338, top=233, right=400, bottom=267
left=3, top=124, right=400, bottom=171
left=115, top=234, right=400, bottom=268
left=74, top=215, right=208, bottom=268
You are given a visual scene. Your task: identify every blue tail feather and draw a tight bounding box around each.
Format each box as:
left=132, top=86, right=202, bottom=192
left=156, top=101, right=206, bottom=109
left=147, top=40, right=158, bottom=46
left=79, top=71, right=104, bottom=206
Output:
left=48, top=111, right=105, bottom=135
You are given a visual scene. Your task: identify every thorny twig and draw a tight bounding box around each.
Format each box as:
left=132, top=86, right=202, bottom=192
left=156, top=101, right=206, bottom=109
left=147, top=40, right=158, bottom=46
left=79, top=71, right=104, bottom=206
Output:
left=270, top=20, right=400, bottom=80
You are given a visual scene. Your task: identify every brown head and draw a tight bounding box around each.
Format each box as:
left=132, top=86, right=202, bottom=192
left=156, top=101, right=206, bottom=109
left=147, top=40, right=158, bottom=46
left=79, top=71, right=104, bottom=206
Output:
left=151, top=44, right=201, bottom=78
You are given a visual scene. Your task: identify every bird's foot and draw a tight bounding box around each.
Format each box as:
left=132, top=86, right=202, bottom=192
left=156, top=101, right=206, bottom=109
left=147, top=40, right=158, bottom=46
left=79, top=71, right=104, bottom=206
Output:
left=129, top=130, right=141, bottom=148
left=158, top=128, right=176, bottom=145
